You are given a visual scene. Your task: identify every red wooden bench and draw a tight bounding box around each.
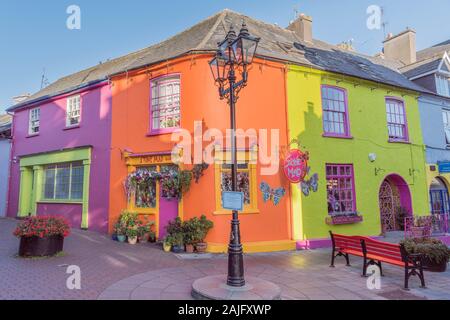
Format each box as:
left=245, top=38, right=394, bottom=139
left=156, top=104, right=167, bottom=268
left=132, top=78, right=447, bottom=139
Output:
left=329, top=231, right=363, bottom=267
left=360, top=237, right=426, bottom=290
left=330, top=232, right=426, bottom=290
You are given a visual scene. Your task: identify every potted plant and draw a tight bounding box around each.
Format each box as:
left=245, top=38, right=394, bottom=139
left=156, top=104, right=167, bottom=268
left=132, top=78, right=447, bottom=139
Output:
left=401, top=238, right=450, bottom=272
left=13, top=216, right=71, bottom=257
left=137, top=220, right=155, bottom=243
left=182, top=219, right=197, bottom=253
left=171, top=233, right=184, bottom=253
left=113, top=222, right=127, bottom=243
left=126, top=227, right=138, bottom=245
left=195, top=215, right=214, bottom=253
left=163, top=236, right=172, bottom=252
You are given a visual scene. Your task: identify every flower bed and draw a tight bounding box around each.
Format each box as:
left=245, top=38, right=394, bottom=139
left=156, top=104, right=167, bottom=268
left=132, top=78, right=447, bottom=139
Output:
left=14, top=216, right=71, bottom=257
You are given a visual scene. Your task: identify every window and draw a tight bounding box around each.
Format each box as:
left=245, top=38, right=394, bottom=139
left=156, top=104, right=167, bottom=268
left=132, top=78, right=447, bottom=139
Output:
left=43, top=162, right=84, bottom=201
left=29, top=108, right=40, bottom=135
left=321, top=86, right=350, bottom=137
left=436, top=74, right=450, bottom=97
left=326, top=164, right=356, bottom=215
left=214, top=151, right=258, bottom=214
left=66, top=95, right=81, bottom=127
left=442, top=110, right=450, bottom=145
left=150, top=76, right=181, bottom=133
left=134, top=166, right=157, bottom=209
left=386, top=98, right=408, bottom=142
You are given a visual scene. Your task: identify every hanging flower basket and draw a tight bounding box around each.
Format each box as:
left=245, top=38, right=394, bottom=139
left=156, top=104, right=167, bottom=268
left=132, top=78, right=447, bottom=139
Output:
left=13, top=216, right=70, bottom=257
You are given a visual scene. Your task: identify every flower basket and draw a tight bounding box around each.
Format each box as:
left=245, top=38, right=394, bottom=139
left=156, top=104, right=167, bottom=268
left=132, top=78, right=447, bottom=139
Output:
left=326, top=215, right=363, bottom=225
left=14, top=216, right=70, bottom=257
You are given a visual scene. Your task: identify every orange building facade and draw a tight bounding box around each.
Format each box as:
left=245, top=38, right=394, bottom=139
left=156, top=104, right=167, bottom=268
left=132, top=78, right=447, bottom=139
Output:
left=108, top=54, right=296, bottom=253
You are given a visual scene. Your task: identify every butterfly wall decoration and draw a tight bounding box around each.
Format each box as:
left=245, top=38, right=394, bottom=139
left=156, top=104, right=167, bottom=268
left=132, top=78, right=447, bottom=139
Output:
left=259, top=182, right=286, bottom=206
left=300, top=166, right=319, bottom=197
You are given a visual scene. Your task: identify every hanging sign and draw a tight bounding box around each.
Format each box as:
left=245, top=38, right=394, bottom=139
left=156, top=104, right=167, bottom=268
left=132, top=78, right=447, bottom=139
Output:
left=283, top=149, right=309, bottom=183
left=438, top=162, right=450, bottom=173
left=222, top=191, right=244, bottom=211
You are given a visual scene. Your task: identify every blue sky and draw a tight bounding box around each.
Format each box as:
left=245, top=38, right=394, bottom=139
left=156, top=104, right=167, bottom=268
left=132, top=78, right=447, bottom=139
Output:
left=1, top=0, right=449, bottom=112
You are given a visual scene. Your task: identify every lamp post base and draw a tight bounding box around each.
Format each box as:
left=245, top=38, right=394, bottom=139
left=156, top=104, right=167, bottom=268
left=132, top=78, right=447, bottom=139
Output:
left=191, top=275, right=281, bottom=300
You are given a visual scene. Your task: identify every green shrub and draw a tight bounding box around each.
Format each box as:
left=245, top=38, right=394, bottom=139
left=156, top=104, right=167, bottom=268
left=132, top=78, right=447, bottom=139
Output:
left=401, top=238, right=450, bottom=264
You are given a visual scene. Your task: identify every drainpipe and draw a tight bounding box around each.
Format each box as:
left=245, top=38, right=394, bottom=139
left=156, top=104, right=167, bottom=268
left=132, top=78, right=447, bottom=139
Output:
left=5, top=111, right=15, bottom=218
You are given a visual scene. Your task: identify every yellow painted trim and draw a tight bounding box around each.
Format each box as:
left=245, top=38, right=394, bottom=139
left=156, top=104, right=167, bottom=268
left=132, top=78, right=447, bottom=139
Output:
left=207, top=240, right=297, bottom=254
left=214, top=150, right=259, bottom=214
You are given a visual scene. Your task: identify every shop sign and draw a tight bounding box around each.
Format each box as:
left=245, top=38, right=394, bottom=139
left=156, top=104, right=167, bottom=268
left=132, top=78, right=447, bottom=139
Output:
left=283, top=149, right=309, bottom=183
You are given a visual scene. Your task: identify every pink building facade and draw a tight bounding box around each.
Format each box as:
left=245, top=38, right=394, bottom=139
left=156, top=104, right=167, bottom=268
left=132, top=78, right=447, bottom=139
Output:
left=6, top=82, right=112, bottom=233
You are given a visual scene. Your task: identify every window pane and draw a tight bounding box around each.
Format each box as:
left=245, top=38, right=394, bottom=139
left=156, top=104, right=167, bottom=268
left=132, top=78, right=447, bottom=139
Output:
left=70, top=165, right=84, bottom=200
left=55, top=165, right=70, bottom=199
left=221, top=171, right=251, bottom=205
left=151, top=77, right=181, bottom=131
left=326, top=164, right=355, bottom=215
left=44, top=167, right=56, bottom=199
left=135, top=166, right=157, bottom=208
left=321, top=87, right=348, bottom=136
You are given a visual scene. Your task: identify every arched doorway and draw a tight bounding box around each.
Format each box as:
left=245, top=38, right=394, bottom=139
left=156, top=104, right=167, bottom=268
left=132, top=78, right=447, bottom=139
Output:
left=379, top=174, right=412, bottom=233
left=430, top=177, right=450, bottom=218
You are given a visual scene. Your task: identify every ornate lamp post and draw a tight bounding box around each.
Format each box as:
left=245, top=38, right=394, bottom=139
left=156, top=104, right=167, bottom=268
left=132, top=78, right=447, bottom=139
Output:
left=209, top=22, right=260, bottom=288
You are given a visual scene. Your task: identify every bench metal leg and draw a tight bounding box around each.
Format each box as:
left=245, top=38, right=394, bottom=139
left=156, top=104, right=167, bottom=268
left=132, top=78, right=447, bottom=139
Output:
left=404, top=267, right=410, bottom=291
left=344, top=253, right=351, bottom=267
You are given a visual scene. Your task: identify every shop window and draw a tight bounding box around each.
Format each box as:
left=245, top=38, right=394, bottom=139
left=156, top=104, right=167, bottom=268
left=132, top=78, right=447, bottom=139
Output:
left=134, top=166, right=157, bottom=209
left=386, top=98, right=409, bottom=142
left=29, top=108, right=40, bottom=135
left=150, top=75, right=181, bottom=133
left=214, top=151, right=258, bottom=214
left=66, top=95, right=81, bottom=127
left=321, top=86, right=350, bottom=137
left=43, top=162, right=84, bottom=201
left=326, top=164, right=356, bottom=215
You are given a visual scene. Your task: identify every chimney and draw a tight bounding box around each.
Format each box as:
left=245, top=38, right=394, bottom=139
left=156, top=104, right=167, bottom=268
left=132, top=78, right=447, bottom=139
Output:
left=287, top=13, right=313, bottom=43
left=383, top=28, right=417, bottom=65
left=12, top=94, right=31, bottom=105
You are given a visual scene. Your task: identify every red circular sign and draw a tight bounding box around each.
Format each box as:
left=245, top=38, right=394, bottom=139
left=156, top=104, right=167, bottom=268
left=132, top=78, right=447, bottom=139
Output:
left=283, top=149, right=308, bottom=183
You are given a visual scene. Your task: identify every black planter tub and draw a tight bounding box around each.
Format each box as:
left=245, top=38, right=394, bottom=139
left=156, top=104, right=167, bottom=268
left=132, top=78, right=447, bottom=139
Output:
left=19, top=235, right=64, bottom=257
left=422, top=258, right=448, bottom=273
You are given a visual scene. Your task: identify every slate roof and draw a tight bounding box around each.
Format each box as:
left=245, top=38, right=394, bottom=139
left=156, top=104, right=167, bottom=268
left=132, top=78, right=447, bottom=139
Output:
left=0, top=114, right=12, bottom=137
left=7, top=9, right=428, bottom=112
left=401, top=39, right=450, bottom=79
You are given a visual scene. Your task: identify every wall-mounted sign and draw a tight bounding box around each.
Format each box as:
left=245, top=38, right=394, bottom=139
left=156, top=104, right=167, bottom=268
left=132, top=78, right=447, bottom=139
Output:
left=283, top=149, right=309, bottom=183
left=438, top=162, right=450, bottom=173
left=222, top=191, right=244, bottom=211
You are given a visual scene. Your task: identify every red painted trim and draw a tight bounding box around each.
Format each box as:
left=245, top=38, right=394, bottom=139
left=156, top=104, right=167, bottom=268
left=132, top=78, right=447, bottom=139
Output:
left=321, top=85, right=352, bottom=138
left=148, top=73, right=182, bottom=135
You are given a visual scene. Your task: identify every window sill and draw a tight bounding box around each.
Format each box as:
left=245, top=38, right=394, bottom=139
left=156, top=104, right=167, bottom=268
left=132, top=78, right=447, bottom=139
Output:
left=213, top=209, right=260, bottom=216
left=325, top=215, right=363, bottom=225
left=26, top=133, right=39, bottom=139
left=388, top=139, right=411, bottom=144
left=147, top=128, right=181, bottom=137
left=37, top=200, right=83, bottom=205
left=64, top=125, right=80, bottom=131
left=322, top=134, right=353, bottom=140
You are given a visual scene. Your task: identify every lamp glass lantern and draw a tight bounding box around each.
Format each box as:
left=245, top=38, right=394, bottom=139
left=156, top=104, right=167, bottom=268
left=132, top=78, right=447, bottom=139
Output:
left=231, top=35, right=260, bottom=65
left=209, top=53, right=229, bottom=83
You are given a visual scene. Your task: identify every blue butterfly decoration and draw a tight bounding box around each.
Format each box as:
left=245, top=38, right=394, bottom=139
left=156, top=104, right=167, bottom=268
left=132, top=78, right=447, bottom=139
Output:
left=259, top=182, right=286, bottom=206
left=300, top=173, right=319, bottom=197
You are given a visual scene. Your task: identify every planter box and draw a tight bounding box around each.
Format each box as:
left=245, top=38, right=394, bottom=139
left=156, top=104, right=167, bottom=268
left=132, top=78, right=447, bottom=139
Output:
left=326, top=215, right=363, bottom=225
left=19, top=235, right=64, bottom=257
left=422, top=258, right=448, bottom=273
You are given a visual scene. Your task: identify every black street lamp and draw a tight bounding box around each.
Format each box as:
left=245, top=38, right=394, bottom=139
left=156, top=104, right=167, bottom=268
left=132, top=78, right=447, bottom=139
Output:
left=209, top=22, right=260, bottom=288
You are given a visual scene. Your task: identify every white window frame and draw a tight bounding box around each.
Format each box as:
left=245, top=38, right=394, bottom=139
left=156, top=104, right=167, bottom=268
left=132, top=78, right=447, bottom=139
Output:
left=28, top=108, right=40, bottom=135
left=443, top=109, right=450, bottom=145
left=66, top=95, right=81, bottom=127
left=436, top=74, right=450, bottom=97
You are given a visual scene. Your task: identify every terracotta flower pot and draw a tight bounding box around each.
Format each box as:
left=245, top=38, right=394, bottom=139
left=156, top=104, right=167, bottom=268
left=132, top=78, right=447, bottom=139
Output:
left=18, top=235, right=64, bottom=257
left=196, top=242, right=207, bottom=253
left=128, top=236, right=138, bottom=245
left=422, top=258, right=448, bottom=273
left=185, top=244, right=195, bottom=253
left=138, top=233, right=150, bottom=243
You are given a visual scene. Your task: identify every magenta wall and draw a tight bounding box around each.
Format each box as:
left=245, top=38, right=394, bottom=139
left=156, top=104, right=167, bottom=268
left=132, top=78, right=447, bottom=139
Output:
left=7, top=83, right=112, bottom=233
left=37, top=203, right=82, bottom=229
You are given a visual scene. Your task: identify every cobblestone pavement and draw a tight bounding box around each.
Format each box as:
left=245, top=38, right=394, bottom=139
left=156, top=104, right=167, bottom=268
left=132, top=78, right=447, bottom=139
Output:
left=1, top=218, right=449, bottom=300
